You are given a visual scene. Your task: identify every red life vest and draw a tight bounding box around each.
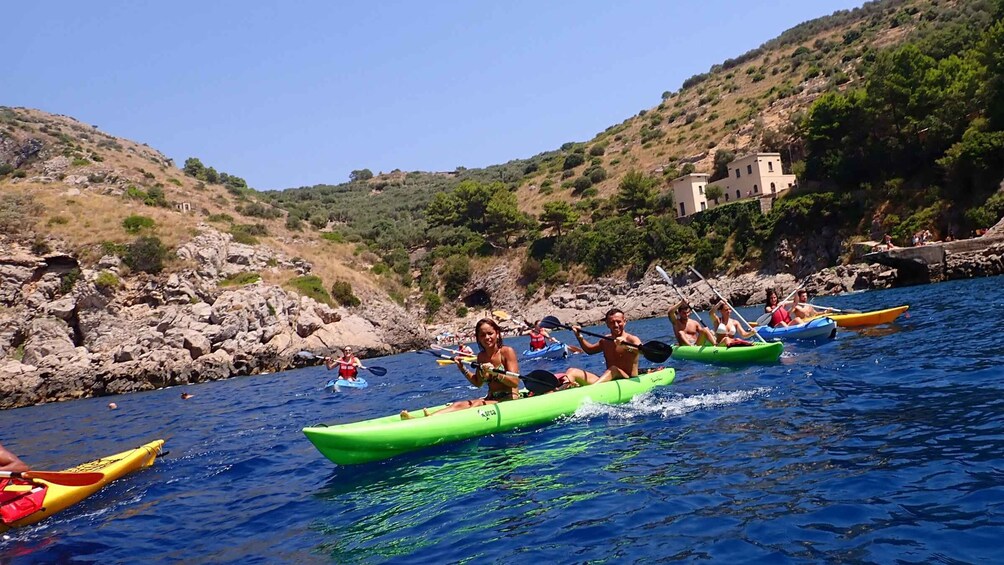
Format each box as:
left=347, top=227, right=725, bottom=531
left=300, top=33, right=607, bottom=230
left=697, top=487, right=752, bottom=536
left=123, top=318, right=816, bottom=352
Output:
left=337, top=357, right=358, bottom=379
left=529, top=330, right=547, bottom=350
left=0, top=478, right=48, bottom=524
left=770, top=308, right=793, bottom=327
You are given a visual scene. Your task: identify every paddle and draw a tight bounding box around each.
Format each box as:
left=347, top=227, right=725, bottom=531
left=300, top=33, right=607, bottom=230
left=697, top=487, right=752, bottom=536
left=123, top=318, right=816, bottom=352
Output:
left=811, top=304, right=862, bottom=314
left=539, top=316, right=673, bottom=363
left=420, top=351, right=561, bottom=395
left=0, top=470, right=105, bottom=487
left=754, top=282, right=805, bottom=328
left=295, top=351, right=388, bottom=376
left=688, top=267, right=769, bottom=344
left=431, top=344, right=475, bottom=357
left=655, top=266, right=711, bottom=330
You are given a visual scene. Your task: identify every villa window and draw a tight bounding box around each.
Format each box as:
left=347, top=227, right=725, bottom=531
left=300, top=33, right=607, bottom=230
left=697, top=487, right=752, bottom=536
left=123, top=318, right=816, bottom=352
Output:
left=771, top=182, right=776, bottom=193
left=753, top=184, right=758, bottom=193
left=736, top=189, right=741, bottom=199
left=735, top=169, right=740, bottom=178
left=679, top=202, right=686, bottom=216
left=699, top=185, right=704, bottom=195
left=747, top=164, right=752, bottom=174
left=725, top=193, right=730, bottom=202
left=700, top=202, right=707, bottom=211
left=768, top=161, right=774, bottom=172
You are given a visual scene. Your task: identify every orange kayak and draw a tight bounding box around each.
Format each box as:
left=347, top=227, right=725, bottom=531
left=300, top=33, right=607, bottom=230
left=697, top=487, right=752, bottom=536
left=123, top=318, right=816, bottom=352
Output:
left=806, top=305, right=909, bottom=327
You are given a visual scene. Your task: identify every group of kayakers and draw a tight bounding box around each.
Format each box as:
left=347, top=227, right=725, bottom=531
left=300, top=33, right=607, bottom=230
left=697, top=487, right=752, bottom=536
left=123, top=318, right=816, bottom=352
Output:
left=401, top=308, right=644, bottom=420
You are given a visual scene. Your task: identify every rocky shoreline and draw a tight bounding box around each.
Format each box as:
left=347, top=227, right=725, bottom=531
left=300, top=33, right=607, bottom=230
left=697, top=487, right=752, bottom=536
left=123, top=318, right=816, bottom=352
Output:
left=0, top=228, right=429, bottom=410
left=3, top=226, right=1002, bottom=410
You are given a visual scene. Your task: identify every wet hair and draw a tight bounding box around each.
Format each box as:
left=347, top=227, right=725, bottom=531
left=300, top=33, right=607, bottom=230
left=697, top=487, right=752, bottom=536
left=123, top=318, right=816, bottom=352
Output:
left=676, top=302, right=691, bottom=313
left=474, top=318, right=504, bottom=351
left=766, top=288, right=778, bottom=302
left=605, top=308, right=625, bottom=321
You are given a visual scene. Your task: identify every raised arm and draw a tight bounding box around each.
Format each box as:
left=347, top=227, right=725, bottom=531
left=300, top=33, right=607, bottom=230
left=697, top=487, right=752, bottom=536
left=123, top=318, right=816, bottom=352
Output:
left=572, top=325, right=603, bottom=355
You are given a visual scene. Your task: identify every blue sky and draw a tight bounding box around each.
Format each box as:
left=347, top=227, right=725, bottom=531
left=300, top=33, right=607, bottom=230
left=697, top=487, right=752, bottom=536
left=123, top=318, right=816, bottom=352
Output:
left=7, top=0, right=864, bottom=190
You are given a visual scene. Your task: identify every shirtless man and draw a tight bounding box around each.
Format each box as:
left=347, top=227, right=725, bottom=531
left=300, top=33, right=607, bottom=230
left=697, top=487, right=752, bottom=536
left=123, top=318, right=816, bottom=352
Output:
left=789, top=289, right=822, bottom=320
left=564, top=308, right=641, bottom=386
left=668, top=301, right=717, bottom=346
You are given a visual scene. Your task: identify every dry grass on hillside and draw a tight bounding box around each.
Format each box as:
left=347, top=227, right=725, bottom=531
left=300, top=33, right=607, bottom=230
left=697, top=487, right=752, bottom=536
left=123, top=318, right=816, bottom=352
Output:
left=514, top=12, right=919, bottom=213
left=0, top=107, right=392, bottom=301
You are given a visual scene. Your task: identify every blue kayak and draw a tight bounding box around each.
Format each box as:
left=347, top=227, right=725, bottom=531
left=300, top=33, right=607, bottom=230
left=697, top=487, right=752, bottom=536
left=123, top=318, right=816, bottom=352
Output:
left=325, top=377, right=368, bottom=389
left=521, top=342, right=568, bottom=360
left=756, top=317, right=837, bottom=341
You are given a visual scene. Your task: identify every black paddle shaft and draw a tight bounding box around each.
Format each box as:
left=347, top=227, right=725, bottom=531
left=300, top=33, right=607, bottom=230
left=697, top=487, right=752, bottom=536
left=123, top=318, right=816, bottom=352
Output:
left=539, top=316, right=672, bottom=363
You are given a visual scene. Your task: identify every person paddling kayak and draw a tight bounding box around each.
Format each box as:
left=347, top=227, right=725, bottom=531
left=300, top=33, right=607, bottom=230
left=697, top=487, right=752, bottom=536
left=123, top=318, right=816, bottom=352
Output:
left=564, top=308, right=641, bottom=386
left=401, top=318, right=520, bottom=419
left=0, top=442, right=28, bottom=472
left=789, top=289, right=822, bottom=319
left=522, top=320, right=559, bottom=351
left=710, top=301, right=756, bottom=346
left=325, top=347, right=362, bottom=381
left=668, top=301, right=717, bottom=346
left=764, top=288, right=803, bottom=328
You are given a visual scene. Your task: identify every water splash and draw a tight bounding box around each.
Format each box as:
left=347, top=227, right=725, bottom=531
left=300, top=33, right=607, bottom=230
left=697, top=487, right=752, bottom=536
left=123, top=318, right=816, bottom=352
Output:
left=570, top=387, right=771, bottom=420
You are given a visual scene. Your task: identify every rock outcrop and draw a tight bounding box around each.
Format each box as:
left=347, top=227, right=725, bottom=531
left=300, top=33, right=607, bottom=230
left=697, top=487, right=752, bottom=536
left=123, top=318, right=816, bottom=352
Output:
left=0, top=228, right=430, bottom=409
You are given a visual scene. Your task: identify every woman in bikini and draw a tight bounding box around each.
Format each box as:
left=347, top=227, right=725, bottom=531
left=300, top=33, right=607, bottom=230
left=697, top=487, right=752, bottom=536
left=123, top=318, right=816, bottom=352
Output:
left=710, top=301, right=756, bottom=346
left=401, top=318, right=520, bottom=419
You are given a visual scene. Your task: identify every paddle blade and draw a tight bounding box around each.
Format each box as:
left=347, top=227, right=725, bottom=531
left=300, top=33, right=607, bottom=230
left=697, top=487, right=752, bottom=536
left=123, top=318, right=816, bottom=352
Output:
left=539, top=316, right=565, bottom=330
left=295, top=350, right=317, bottom=360
left=639, top=341, right=673, bottom=363
left=521, top=370, right=561, bottom=396
left=365, top=366, right=388, bottom=376
left=4, top=471, right=106, bottom=486
left=755, top=313, right=771, bottom=327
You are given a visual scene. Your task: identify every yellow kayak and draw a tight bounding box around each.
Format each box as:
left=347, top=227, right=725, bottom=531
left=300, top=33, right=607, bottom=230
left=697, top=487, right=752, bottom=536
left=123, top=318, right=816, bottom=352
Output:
left=806, top=305, right=909, bottom=327
left=0, top=439, right=164, bottom=532
left=436, top=357, right=475, bottom=365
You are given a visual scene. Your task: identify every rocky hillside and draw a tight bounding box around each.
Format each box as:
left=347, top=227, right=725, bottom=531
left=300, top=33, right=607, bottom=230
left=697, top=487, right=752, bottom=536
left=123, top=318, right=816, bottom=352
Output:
left=0, top=108, right=431, bottom=408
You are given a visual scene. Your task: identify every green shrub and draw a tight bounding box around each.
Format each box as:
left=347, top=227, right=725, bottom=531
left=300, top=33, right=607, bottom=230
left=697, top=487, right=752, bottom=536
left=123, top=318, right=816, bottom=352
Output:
left=168, top=178, right=183, bottom=186
left=12, top=170, right=26, bottom=179
left=219, top=272, right=261, bottom=287
left=71, top=158, right=90, bottom=167
left=124, top=185, right=146, bottom=200
left=207, top=213, right=234, bottom=223
left=424, top=291, right=442, bottom=316
left=94, top=270, right=120, bottom=293
left=563, top=153, right=585, bottom=170
left=124, top=236, right=168, bottom=274
left=456, top=305, right=469, bottom=318
left=331, top=280, right=361, bottom=307
left=321, top=231, right=344, bottom=243
left=144, top=186, right=168, bottom=207
left=288, top=275, right=331, bottom=304
left=47, top=215, right=70, bottom=226
left=440, top=255, right=470, bottom=300
left=122, top=214, right=156, bottom=233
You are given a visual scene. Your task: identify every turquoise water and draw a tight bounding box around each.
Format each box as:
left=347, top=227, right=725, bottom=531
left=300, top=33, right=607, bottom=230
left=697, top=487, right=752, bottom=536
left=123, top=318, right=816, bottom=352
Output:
left=2, top=276, right=1003, bottom=563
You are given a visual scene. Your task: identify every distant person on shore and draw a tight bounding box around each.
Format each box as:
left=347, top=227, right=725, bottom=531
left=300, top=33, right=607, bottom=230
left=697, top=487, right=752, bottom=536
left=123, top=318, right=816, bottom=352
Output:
left=522, top=320, right=559, bottom=351
left=789, top=289, right=822, bottom=320
left=0, top=442, right=29, bottom=472
left=764, top=288, right=801, bottom=328
left=710, top=301, right=756, bottom=346
left=456, top=343, right=475, bottom=356
left=325, top=347, right=362, bottom=381
left=669, top=301, right=717, bottom=346
left=401, top=318, right=520, bottom=419
left=564, top=308, right=641, bottom=386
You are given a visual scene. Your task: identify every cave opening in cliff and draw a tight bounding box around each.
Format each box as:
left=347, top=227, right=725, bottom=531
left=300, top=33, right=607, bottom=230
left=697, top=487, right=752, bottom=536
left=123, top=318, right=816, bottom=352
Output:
left=462, top=289, right=491, bottom=309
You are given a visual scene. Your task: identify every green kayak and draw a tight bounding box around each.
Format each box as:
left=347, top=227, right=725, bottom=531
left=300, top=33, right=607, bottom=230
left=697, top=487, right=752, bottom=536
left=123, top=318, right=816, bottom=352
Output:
left=303, top=368, right=676, bottom=465
left=672, top=341, right=783, bottom=364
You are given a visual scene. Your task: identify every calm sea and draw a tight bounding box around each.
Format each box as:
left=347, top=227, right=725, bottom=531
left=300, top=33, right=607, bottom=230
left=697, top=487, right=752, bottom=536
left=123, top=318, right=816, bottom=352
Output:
left=2, top=276, right=1003, bottom=563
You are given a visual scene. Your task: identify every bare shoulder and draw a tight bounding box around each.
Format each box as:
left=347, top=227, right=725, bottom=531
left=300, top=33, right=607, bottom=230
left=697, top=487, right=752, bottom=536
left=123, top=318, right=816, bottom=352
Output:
left=625, top=331, right=642, bottom=345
